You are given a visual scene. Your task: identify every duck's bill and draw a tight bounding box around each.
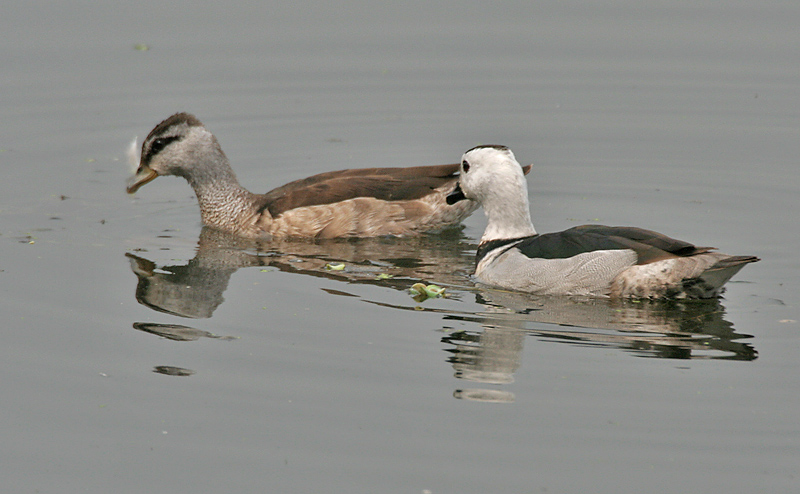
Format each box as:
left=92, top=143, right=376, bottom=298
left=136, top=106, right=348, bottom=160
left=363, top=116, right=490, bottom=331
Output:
left=446, top=182, right=467, bottom=205
left=126, top=166, right=158, bottom=194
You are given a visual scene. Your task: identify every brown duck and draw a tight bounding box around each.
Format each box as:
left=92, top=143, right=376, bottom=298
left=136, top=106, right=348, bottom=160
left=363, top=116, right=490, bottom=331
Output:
left=127, top=113, right=515, bottom=238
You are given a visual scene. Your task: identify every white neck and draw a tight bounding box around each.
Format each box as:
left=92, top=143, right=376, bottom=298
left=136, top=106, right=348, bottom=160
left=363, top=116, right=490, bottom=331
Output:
left=459, top=146, right=538, bottom=243
left=480, top=185, right=537, bottom=242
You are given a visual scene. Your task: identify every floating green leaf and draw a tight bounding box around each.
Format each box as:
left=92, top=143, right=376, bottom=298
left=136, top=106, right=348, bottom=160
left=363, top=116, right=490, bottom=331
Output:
left=409, top=283, right=446, bottom=301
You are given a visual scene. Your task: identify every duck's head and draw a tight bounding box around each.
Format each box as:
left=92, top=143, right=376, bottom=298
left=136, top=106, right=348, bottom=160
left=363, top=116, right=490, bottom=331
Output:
left=447, top=145, right=536, bottom=240
left=446, top=145, right=528, bottom=206
left=127, top=113, right=226, bottom=194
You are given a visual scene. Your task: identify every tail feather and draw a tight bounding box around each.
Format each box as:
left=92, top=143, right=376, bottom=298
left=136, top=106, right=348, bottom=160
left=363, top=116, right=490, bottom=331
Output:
left=684, top=255, right=759, bottom=298
left=613, top=253, right=759, bottom=299
left=710, top=255, right=760, bottom=270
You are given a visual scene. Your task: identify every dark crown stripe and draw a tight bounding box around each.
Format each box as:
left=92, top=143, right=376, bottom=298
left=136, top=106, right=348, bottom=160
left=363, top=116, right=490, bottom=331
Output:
left=141, top=113, right=202, bottom=164
left=465, top=144, right=509, bottom=154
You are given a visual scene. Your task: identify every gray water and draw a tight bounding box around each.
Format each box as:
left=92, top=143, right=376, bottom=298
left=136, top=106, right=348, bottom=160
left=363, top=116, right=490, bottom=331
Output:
left=2, top=1, right=798, bottom=493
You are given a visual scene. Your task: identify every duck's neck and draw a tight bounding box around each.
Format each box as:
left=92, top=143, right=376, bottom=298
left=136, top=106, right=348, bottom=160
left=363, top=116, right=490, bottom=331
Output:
left=480, top=186, right=537, bottom=243
left=184, top=154, right=262, bottom=232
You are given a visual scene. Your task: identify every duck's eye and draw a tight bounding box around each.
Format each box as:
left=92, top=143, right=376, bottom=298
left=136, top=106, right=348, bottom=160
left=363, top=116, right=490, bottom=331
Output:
left=145, top=135, right=180, bottom=161
left=462, top=160, right=470, bottom=173
left=149, top=137, right=170, bottom=155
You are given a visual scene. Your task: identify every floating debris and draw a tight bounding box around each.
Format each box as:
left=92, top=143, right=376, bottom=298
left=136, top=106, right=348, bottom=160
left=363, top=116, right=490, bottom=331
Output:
left=153, top=366, right=194, bottom=377
left=409, top=283, right=446, bottom=301
left=375, top=273, right=394, bottom=280
left=324, top=262, right=346, bottom=271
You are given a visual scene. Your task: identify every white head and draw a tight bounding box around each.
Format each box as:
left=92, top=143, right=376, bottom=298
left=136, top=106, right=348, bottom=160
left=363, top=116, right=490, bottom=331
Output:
left=447, top=145, right=536, bottom=241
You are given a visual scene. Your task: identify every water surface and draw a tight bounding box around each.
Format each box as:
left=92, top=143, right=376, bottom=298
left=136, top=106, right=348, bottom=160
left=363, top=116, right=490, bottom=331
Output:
left=1, top=1, right=798, bottom=493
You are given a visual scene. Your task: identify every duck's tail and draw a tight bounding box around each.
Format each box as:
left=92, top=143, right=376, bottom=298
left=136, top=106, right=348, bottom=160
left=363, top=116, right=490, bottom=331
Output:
left=612, top=253, right=759, bottom=299
left=683, top=255, right=759, bottom=298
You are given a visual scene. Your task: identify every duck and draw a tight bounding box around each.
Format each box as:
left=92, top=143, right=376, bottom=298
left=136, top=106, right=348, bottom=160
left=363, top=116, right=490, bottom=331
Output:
left=446, top=145, right=759, bottom=299
left=127, top=113, right=501, bottom=239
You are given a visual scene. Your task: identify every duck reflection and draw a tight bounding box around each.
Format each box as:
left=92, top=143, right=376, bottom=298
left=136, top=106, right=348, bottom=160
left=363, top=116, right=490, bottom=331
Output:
left=127, top=226, right=473, bottom=321
left=127, top=227, right=474, bottom=376
left=445, top=321, right=523, bottom=404
left=441, top=289, right=756, bottom=402
left=152, top=365, right=195, bottom=377
left=132, top=322, right=237, bottom=341
left=127, top=227, right=756, bottom=387
left=469, top=289, right=757, bottom=361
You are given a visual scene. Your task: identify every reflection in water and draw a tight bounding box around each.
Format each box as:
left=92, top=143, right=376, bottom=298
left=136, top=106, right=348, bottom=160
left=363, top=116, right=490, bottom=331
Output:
left=153, top=365, right=195, bottom=377
left=453, top=388, right=516, bottom=403
left=440, top=290, right=756, bottom=401
left=127, top=227, right=756, bottom=388
left=469, top=290, right=757, bottom=361
left=444, top=326, right=523, bottom=384
left=132, top=322, right=236, bottom=341
left=126, top=226, right=474, bottom=376
left=127, top=232, right=267, bottom=318
left=127, top=226, right=474, bottom=319
left=445, top=323, right=523, bottom=403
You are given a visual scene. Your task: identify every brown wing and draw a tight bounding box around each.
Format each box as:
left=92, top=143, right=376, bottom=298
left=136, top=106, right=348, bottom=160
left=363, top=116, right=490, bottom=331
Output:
left=256, top=163, right=462, bottom=218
